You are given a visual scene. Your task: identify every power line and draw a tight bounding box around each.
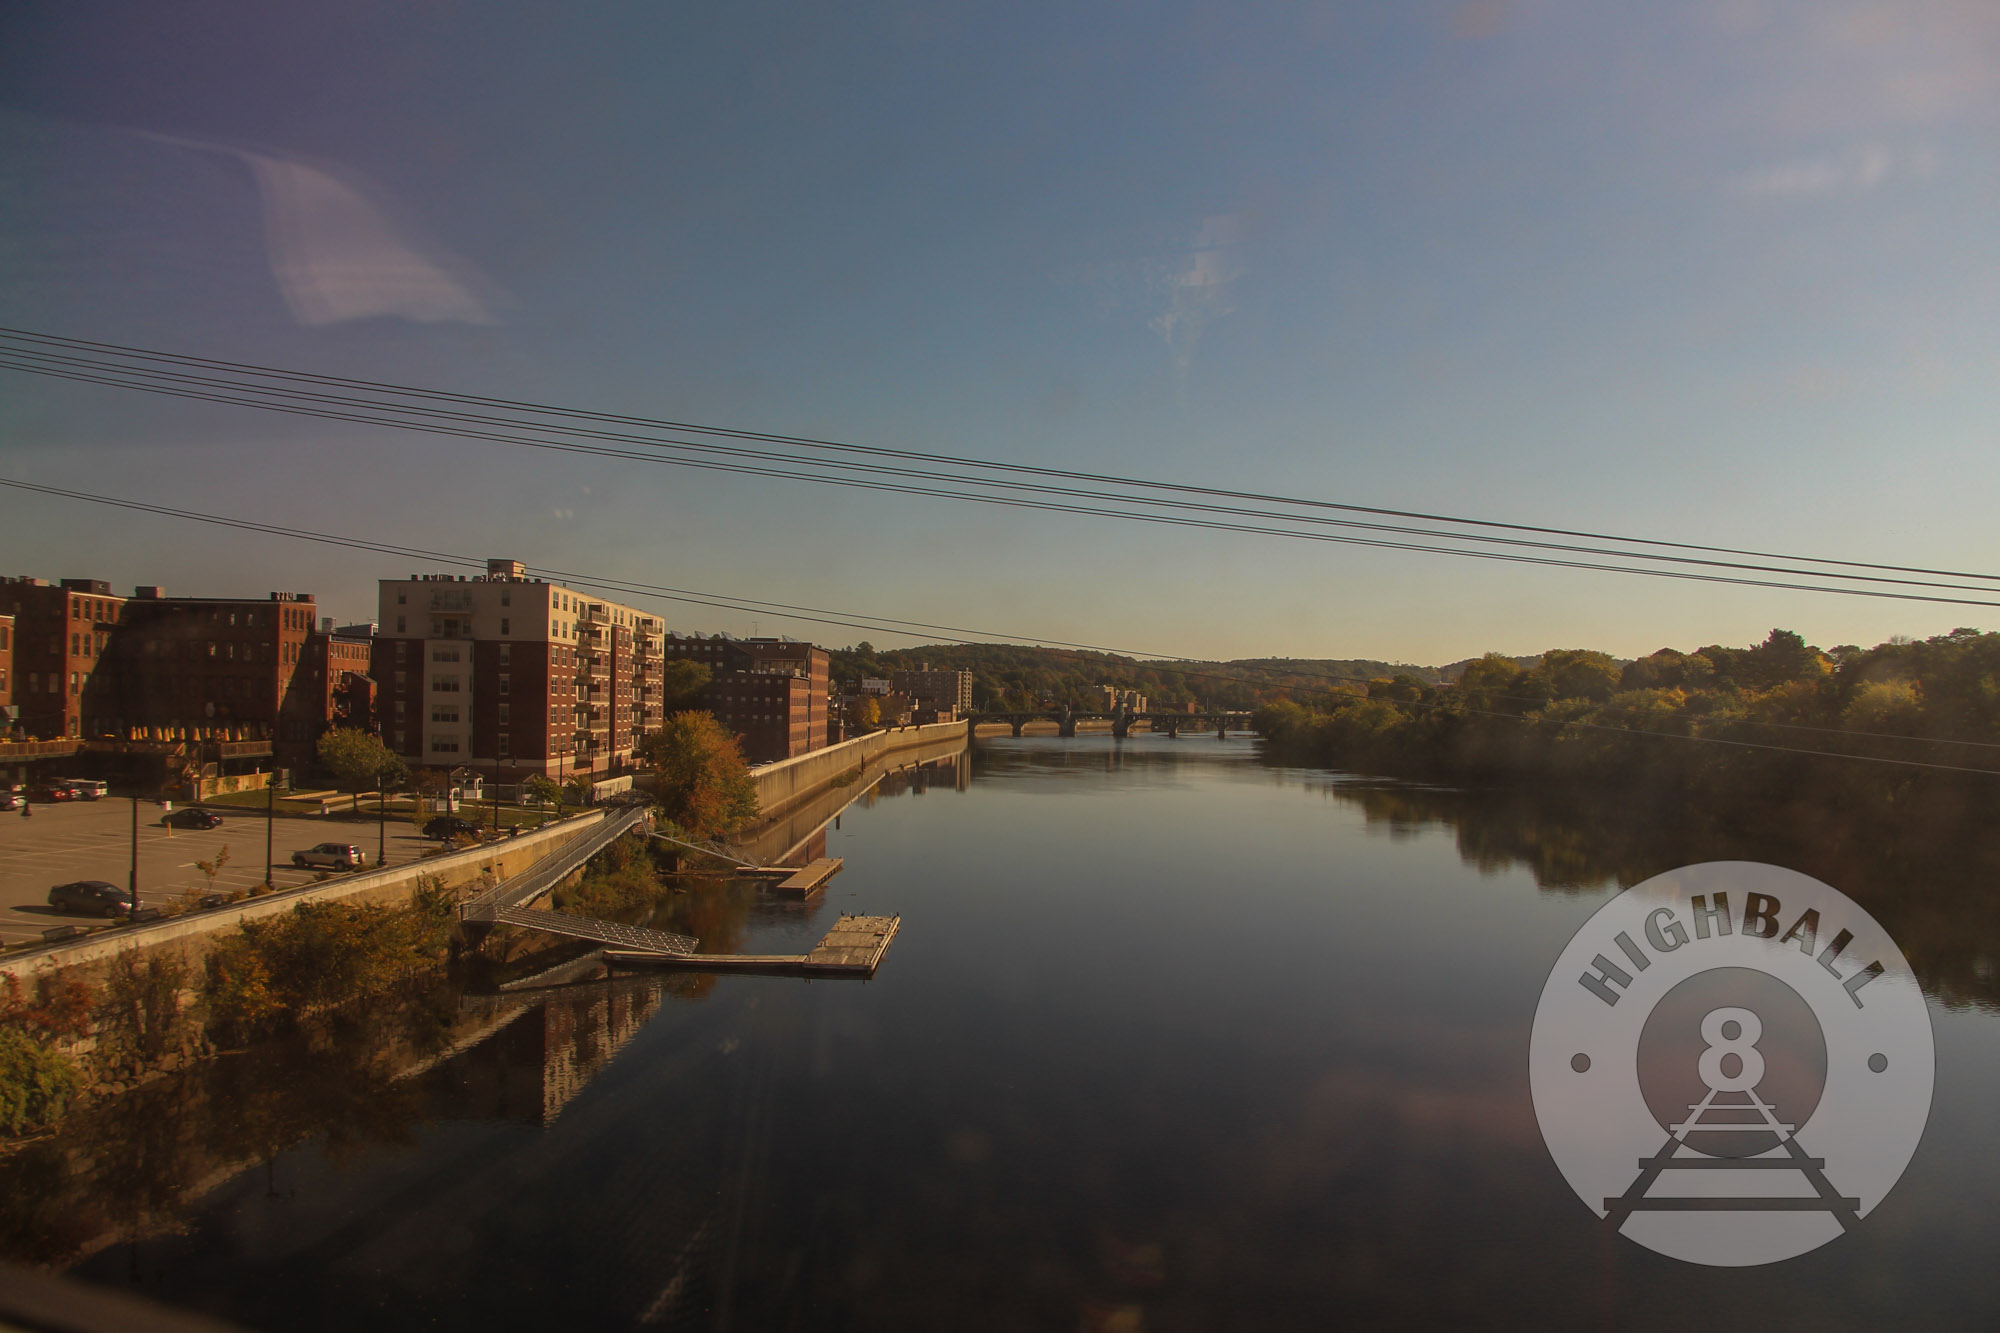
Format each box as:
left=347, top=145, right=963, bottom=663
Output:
left=4, top=475, right=1994, bottom=773
left=6, top=350, right=2000, bottom=609
left=0, top=477, right=1380, bottom=697
left=6, top=340, right=1991, bottom=595
left=4, top=324, right=1996, bottom=588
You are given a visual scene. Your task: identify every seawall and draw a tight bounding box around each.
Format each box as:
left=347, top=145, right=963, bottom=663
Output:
left=751, top=720, right=969, bottom=819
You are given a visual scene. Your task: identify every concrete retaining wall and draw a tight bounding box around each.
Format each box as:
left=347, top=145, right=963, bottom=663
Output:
left=750, top=720, right=968, bottom=818
left=0, top=811, right=611, bottom=983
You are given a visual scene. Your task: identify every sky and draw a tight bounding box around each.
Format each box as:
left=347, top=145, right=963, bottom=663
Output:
left=2, top=0, right=1998, bottom=666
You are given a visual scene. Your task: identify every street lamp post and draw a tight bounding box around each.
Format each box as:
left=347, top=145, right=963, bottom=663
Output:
left=128, top=790, right=140, bottom=915
left=264, top=768, right=275, bottom=889
left=377, top=765, right=388, bottom=868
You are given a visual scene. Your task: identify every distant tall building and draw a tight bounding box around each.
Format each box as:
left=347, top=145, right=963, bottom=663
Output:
left=892, top=663, right=973, bottom=714
left=375, top=558, right=666, bottom=780
left=1098, top=685, right=1148, bottom=713
left=659, top=634, right=830, bottom=763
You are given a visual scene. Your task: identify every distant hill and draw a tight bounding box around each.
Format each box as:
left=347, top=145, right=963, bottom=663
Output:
left=826, top=642, right=1451, bottom=711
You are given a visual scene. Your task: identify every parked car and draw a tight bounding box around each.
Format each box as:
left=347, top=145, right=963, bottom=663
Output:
left=423, top=815, right=483, bottom=840
left=58, top=778, right=109, bottom=800
left=26, top=785, right=75, bottom=803
left=0, top=790, right=19, bottom=812
left=162, top=807, right=225, bottom=829
left=48, top=880, right=129, bottom=917
left=292, top=842, right=368, bottom=870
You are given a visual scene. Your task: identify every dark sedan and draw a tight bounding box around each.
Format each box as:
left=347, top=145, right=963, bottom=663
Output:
left=423, top=815, right=483, bottom=840
left=162, top=807, right=225, bottom=829
left=48, top=880, right=129, bottom=917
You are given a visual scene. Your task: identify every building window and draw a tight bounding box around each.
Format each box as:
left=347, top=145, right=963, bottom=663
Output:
left=395, top=671, right=407, bottom=689
left=498, top=734, right=511, bottom=756
left=500, top=618, right=510, bottom=635
left=500, top=591, right=511, bottom=607
left=431, top=648, right=460, bottom=663
left=430, top=738, right=460, bottom=753
left=70, top=672, right=79, bottom=695
left=394, top=729, right=406, bottom=747
left=499, top=703, right=511, bottom=726
left=431, top=707, right=459, bottom=723
left=498, top=644, right=511, bottom=666
left=432, top=675, right=460, bottom=692
left=396, top=616, right=406, bottom=633
left=499, top=674, right=511, bottom=696
left=27, top=672, right=37, bottom=693
left=394, top=701, right=406, bottom=720
left=397, top=592, right=406, bottom=605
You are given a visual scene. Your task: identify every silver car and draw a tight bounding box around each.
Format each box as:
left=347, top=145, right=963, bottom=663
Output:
left=292, top=842, right=368, bottom=870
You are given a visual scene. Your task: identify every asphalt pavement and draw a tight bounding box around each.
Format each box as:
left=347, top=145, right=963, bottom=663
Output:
left=0, top=797, right=439, bottom=949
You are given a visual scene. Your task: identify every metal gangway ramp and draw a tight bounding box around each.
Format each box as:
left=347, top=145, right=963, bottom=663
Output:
left=459, top=807, right=697, bottom=956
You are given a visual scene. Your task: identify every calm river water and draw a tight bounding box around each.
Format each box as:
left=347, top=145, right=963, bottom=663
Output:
left=24, top=735, right=2000, bottom=1330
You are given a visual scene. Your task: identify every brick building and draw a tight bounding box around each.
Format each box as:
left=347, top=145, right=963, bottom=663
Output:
left=891, top=664, right=974, bottom=715
left=375, top=559, right=666, bottom=781
left=659, top=634, right=830, bottom=763
left=0, top=577, right=328, bottom=764
left=308, top=629, right=377, bottom=734
left=0, top=612, right=13, bottom=732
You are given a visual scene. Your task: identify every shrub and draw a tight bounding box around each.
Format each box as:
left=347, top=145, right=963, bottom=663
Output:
left=0, top=1029, right=80, bottom=1136
left=204, top=892, right=456, bottom=1039
left=99, top=951, right=191, bottom=1063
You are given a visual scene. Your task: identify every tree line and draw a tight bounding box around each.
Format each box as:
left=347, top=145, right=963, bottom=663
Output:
left=1254, top=627, right=2000, bottom=805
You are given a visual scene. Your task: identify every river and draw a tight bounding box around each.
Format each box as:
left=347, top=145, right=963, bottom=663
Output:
left=13, top=734, right=2000, bottom=1330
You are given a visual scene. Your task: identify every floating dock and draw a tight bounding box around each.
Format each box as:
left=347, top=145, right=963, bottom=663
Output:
left=604, top=914, right=899, bottom=978
left=774, top=857, right=843, bottom=897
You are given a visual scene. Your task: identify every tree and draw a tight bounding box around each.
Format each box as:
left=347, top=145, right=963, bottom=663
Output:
left=638, top=711, right=759, bottom=839
left=317, top=728, right=405, bottom=813
left=522, top=774, right=564, bottom=815
left=852, top=696, right=881, bottom=729
left=658, top=659, right=713, bottom=713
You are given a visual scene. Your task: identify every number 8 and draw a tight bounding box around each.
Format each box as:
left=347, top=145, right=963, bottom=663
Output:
left=1698, top=1006, right=1765, bottom=1093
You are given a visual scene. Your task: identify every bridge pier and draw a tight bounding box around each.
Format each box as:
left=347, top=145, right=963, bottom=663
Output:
left=1111, top=706, right=1132, bottom=739
left=1010, top=720, right=1025, bottom=737
left=1058, top=709, right=1078, bottom=738
left=1216, top=718, right=1228, bottom=739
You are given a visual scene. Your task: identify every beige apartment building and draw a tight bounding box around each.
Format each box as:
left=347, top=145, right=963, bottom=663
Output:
left=375, top=559, right=666, bottom=781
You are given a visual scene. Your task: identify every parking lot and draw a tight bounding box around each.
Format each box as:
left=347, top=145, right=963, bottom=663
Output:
left=0, top=797, right=444, bottom=949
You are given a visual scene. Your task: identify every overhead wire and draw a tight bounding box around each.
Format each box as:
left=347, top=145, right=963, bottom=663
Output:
left=8, top=322, right=1998, bottom=582
left=3, top=328, right=1998, bottom=603
left=4, top=476, right=1997, bottom=776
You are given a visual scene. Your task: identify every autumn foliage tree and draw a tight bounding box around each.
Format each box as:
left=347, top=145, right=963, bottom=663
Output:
left=638, top=712, right=759, bottom=839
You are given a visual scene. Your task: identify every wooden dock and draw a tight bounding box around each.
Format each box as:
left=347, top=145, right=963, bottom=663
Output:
left=774, top=857, right=843, bottom=897
left=603, top=914, right=899, bottom=978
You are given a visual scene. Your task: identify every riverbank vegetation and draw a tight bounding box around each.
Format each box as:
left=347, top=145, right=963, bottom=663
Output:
left=640, top=711, right=758, bottom=839
left=1256, top=628, right=2000, bottom=805
left=0, top=877, right=464, bottom=1142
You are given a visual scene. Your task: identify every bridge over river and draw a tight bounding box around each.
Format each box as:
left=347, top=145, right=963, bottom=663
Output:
left=970, top=706, right=1255, bottom=738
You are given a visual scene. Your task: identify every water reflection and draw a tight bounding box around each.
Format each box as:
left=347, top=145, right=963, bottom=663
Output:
left=1317, top=777, right=2000, bottom=1011
left=5, top=736, right=1997, bottom=1330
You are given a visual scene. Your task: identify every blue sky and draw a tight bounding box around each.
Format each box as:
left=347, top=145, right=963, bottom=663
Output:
left=3, top=1, right=1997, bottom=664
